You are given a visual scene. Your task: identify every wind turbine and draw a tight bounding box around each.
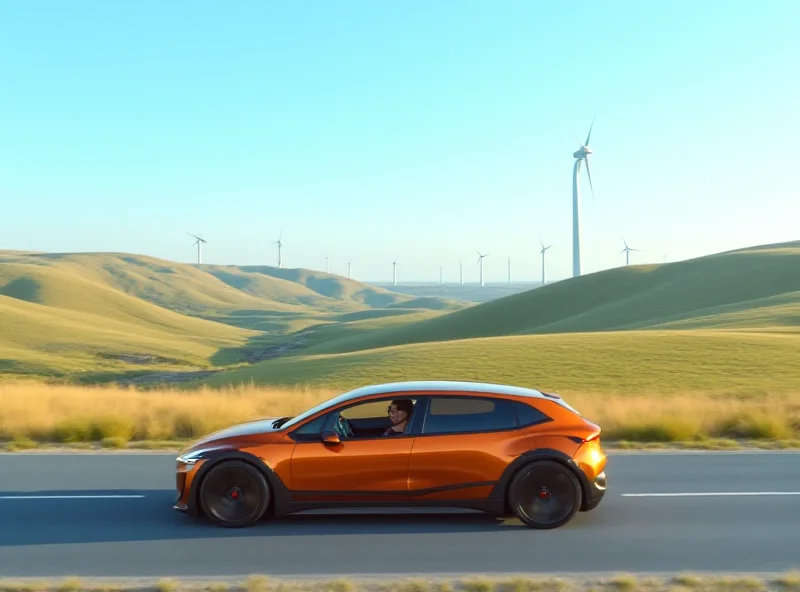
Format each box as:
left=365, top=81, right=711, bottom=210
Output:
left=459, top=260, right=463, bottom=285
left=187, top=231, right=206, bottom=265
left=272, top=229, right=284, bottom=268
left=621, top=238, right=640, bottom=266
left=540, top=240, right=554, bottom=285
left=392, top=256, right=399, bottom=285
left=476, top=251, right=489, bottom=287
left=507, top=256, right=511, bottom=284
left=439, top=266, right=443, bottom=284
left=347, top=260, right=352, bottom=278
left=571, top=117, right=596, bottom=278
left=324, top=256, right=329, bottom=273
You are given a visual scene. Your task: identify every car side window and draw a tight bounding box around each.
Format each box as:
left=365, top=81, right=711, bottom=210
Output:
left=512, top=400, right=551, bottom=427
left=421, top=396, right=516, bottom=435
left=290, top=413, right=328, bottom=440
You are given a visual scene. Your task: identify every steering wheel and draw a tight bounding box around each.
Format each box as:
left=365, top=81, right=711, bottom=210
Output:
left=334, top=414, right=354, bottom=439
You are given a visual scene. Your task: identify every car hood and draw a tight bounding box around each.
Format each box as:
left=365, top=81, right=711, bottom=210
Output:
left=182, top=417, right=287, bottom=451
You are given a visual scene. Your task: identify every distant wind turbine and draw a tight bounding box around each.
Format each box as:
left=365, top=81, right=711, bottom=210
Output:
left=540, top=240, right=554, bottom=284
left=187, top=231, right=206, bottom=265
left=392, top=256, right=399, bottom=285
left=459, top=260, right=463, bottom=285
left=439, top=265, right=443, bottom=284
left=476, top=251, right=489, bottom=287
left=347, top=260, right=352, bottom=278
left=621, top=237, right=640, bottom=265
left=571, top=117, right=596, bottom=278
left=272, top=229, right=284, bottom=268
left=324, top=256, right=329, bottom=273
left=507, top=256, right=511, bottom=284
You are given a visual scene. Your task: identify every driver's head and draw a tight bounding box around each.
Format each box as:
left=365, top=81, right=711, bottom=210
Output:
left=388, top=399, right=413, bottom=425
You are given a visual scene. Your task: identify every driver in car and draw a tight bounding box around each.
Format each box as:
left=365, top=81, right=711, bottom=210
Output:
left=384, top=399, right=413, bottom=436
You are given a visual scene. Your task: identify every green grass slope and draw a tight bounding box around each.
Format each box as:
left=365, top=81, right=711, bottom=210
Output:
left=296, top=240, right=800, bottom=355
left=0, top=262, right=256, bottom=335
left=0, top=252, right=349, bottom=315
left=199, top=330, right=800, bottom=395
left=0, top=251, right=463, bottom=316
left=226, top=265, right=467, bottom=310
left=0, top=291, right=256, bottom=379
left=0, top=250, right=466, bottom=380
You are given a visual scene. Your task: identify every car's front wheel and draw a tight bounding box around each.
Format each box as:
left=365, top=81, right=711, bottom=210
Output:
left=507, top=460, right=583, bottom=529
left=199, top=460, right=271, bottom=528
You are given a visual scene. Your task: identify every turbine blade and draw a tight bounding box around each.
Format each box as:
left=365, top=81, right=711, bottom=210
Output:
left=584, top=155, right=595, bottom=201
left=585, top=115, right=595, bottom=146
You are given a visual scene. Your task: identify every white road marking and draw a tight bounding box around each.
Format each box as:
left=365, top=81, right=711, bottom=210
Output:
left=0, top=494, right=145, bottom=500
left=623, top=492, right=800, bottom=497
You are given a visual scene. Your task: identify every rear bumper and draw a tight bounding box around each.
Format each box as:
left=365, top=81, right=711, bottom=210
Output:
left=580, top=469, right=606, bottom=511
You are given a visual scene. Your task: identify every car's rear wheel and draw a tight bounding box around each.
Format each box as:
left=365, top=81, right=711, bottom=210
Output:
left=507, top=460, right=583, bottom=529
left=199, top=460, right=271, bottom=528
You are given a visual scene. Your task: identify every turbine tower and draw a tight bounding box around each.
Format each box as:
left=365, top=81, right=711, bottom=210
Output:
left=347, top=260, right=352, bottom=278
left=572, top=118, right=596, bottom=277
left=507, top=256, right=511, bottom=284
left=392, top=256, right=399, bottom=285
left=324, top=256, right=329, bottom=273
left=459, top=260, right=463, bottom=285
left=476, top=251, right=489, bottom=287
left=272, top=229, right=284, bottom=268
left=187, top=231, right=206, bottom=265
left=621, top=237, right=640, bottom=265
left=439, top=266, right=443, bottom=284
left=540, top=240, right=553, bottom=285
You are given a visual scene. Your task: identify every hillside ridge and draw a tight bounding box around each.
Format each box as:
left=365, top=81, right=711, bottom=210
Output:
left=271, top=239, right=800, bottom=357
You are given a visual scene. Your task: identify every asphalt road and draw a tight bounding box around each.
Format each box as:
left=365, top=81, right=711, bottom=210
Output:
left=1, top=451, right=800, bottom=578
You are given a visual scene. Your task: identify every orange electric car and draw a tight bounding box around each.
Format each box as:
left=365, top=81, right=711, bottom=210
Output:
left=174, top=380, right=607, bottom=529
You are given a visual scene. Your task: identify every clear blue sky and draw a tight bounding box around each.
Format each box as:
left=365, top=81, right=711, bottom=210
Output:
left=2, top=0, right=798, bottom=283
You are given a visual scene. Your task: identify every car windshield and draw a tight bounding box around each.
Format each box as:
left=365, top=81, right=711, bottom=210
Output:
left=279, top=390, right=354, bottom=430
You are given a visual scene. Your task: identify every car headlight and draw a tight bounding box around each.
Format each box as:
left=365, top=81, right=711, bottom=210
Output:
left=176, top=448, right=211, bottom=465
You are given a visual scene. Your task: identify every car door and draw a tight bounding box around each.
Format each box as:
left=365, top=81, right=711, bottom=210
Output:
left=406, top=394, right=518, bottom=500
left=288, top=397, right=417, bottom=498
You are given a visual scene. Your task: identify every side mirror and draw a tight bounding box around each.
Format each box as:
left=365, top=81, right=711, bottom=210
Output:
left=321, top=430, right=341, bottom=445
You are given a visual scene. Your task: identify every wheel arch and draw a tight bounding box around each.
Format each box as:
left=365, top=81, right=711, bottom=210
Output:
left=188, top=450, right=289, bottom=517
left=493, top=448, right=591, bottom=515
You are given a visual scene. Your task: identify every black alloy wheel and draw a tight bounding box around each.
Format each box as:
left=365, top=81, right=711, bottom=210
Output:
left=508, top=460, right=583, bottom=529
left=199, top=460, right=271, bottom=528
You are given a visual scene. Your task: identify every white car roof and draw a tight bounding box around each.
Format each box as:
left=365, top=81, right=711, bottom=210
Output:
left=280, top=380, right=578, bottom=431
left=340, top=380, right=548, bottom=401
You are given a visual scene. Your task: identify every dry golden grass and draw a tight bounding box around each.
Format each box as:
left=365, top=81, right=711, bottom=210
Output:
left=2, top=381, right=800, bottom=446
left=0, top=571, right=799, bottom=592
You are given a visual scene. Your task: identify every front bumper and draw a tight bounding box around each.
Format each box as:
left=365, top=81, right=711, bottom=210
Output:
left=173, top=458, right=206, bottom=514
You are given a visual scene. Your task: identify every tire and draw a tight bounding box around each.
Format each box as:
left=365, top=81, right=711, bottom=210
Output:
left=198, top=460, right=271, bottom=528
left=507, top=460, right=583, bottom=529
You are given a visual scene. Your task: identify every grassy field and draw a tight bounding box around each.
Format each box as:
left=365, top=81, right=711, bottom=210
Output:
left=3, top=241, right=800, bottom=448
left=291, top=241, right=800, bottom=357
left=2, top=376, right=798, bottom=448
left=0, top=251, right=462, bottom=380
left=2, top=572, right=799, bottom=592
left=199, top=330, right=800, bottom=395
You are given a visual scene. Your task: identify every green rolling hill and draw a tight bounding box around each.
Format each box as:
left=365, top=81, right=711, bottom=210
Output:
left=194, top=240, right=800, bottom=393
left=0, top=250, right=464, bottom=381
left=285, top=240, right=800, bottom=356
